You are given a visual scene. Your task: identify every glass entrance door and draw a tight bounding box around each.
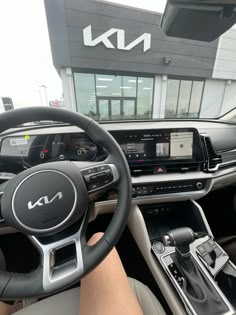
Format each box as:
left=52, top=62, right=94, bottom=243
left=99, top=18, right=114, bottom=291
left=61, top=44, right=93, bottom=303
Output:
left=123, top=99, right=135, bottom=118
left=111, top=99, right=122, bottom=120
left=98, top=99, right=109, bottom=120
left=98, top=97, right=136, bottom=120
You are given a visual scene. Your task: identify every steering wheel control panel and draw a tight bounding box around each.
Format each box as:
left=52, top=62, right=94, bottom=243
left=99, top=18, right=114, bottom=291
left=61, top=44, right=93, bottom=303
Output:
left=81, top=164, right=117, bottom=193
left=132, top=179, right=207, bottom=197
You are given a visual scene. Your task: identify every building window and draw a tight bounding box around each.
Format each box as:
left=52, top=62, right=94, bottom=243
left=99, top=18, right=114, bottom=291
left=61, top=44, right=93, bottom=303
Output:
left=74, top=72, right=154, bottom=120
left=165, top=79, right=204, bottom=118
left=74, top=73, right=97, bottom=118
left=137, top=77, right=154, bottom=118
left=165, top=80, right=180, bottom=118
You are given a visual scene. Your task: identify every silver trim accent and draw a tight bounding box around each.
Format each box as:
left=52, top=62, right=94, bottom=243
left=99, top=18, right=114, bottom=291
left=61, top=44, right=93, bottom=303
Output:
left=201, top=134, right=236, bottom=172
left=30, top=217, right=84, bottom=292
left=0, top=191, right=5, bottom=223
left=160, top=251, right=197, bottom=315
left=11, top=170, right=78, bottom=233
left=208, top=160, right=236, bottom=172
left=190, top=200, right=213, bottom=236
left=162, top=235, right=171, bottom=246
left=169, top=232, right=176, bottom=246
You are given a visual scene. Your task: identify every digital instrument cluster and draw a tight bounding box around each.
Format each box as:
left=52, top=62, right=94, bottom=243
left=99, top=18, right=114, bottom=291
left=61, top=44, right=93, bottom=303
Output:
left=0, top=128, right=204, bottom=171
left=0, top=133, right=100, bottom=167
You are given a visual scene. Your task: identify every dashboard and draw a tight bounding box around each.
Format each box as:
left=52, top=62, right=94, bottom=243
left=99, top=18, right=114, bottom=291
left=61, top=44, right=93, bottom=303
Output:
left=1, top=120, right=236, bottom=204
left=0, top=128, right=203, bottom=168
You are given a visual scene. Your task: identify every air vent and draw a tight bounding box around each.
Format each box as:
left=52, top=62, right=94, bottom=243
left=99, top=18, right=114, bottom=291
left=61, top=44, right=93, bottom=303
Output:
left=203, top=136, right=222, bottom=171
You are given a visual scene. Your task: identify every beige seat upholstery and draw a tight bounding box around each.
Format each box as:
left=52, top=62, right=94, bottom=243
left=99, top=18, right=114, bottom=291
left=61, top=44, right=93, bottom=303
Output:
left=15, top=278, right=166, bottom=315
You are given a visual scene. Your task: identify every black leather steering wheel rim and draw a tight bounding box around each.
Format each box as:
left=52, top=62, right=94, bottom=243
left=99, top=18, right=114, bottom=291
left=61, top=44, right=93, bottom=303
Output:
left=0, top=107, right=132, bottom=300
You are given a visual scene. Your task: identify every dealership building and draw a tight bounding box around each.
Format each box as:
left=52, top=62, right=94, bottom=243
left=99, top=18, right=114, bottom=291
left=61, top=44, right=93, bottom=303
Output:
left=45, top=0, right=236, bottom=120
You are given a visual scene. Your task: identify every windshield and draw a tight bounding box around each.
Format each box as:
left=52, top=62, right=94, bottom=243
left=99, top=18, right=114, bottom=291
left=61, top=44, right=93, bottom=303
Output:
left=0, top=0, right=236, bottom=123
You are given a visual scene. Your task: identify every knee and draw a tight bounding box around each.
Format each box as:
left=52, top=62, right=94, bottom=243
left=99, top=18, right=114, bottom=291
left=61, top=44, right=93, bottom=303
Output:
left=88, top=232, right=104, bottom=246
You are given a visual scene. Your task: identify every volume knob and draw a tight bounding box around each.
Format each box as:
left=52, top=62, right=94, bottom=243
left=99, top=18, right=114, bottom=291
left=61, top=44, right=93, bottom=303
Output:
left=196, top=182, right=203, bottom=190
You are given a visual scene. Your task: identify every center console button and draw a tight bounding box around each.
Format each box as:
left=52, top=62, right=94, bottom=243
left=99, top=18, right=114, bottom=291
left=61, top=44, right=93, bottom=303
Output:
left=197, top=244, right=206, bottom=255
left=203, top=254, right=214, bottom=266
left=203, top=242, right=212, bottom=253
left=208, top=238, right=216, bottom=247
left=153, top=241, right=165, bottom=254
left=214, top=247, right=222, bottom=257
left=196, top=181, right=204, bottom=190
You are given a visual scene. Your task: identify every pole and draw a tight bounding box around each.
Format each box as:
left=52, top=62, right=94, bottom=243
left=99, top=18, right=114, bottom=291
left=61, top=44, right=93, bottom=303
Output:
left=38, top=90, right=43, bottom=106
left=39, top=85, right=48, bottom=106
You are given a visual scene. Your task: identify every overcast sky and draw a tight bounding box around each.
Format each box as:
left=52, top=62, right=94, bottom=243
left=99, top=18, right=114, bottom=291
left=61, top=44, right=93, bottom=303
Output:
left=0, top=0, right=166, bottom=108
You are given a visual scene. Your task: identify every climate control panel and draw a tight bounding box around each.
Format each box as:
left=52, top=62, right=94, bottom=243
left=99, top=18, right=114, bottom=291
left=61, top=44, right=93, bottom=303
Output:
left=132, top=179, right=207, bottom=197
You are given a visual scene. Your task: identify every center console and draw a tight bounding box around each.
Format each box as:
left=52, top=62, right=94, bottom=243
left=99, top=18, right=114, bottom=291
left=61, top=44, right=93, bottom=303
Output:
left=139, top=201, right=236, bottom=315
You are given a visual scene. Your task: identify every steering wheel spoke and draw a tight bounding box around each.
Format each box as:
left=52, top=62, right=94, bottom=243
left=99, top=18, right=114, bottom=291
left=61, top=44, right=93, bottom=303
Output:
left=73, top=161, right=119, bottom=198
left=29, top=216, right=87, bottom=293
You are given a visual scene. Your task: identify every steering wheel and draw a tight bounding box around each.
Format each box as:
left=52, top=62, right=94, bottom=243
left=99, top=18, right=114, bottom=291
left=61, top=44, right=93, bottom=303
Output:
left=0, top=107, right=132, bottom=300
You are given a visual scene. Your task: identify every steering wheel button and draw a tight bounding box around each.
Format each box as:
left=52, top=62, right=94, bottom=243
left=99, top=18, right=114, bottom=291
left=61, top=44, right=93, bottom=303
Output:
left=105, top=170, right=113, bottom=178
left=104, top=178, right=111, bottom=184
left=97, top=165, right=110, bottom=172
left=89, top=183, right=99, bottom=190
left=82, top=168, right=96, bottom=176
left=97, top=172, right=106, bottom=180
left=90, top=174, right=98, bottom=182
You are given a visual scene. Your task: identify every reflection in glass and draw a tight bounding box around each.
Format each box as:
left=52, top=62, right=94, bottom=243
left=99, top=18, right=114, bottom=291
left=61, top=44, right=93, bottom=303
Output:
left=98, top=100, right=109, bottom=120
left=96, top=74, right=121, bottom=97
left=111, top=99, right=121, bottom=119
left=165, top=80, right=180, bottom=118
left=123, top=100, right=135, bottom=117
left=137, top=77, right=153, bottom=118
left=177, top=81, right=192, bottom=118
left=74, top=73, right=96, bottom=118
left=165, top=79, right=204, bottom=118
left=188, top=81, right=204, bottom=118
left=122, top=76, right=136, bottom=97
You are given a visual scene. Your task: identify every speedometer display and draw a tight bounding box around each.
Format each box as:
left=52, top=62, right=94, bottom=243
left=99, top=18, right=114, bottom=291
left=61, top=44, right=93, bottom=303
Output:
left=62, top=133, right=97, bottom=161
left=0, top=133, right=101, bottom=169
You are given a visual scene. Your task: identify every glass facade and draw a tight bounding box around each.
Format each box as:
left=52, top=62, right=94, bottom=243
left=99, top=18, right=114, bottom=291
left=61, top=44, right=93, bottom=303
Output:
left=74, top=73, right=154, bottom=121
left=165, top=79, right=204, bottom=118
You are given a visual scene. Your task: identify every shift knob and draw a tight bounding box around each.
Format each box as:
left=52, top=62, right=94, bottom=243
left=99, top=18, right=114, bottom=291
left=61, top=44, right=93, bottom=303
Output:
left=162, top=227, right=195, bottom=256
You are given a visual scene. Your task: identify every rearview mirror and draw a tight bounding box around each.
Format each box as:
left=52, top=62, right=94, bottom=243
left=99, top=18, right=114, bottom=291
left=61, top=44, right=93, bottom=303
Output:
left=161, top=0, right=236, bottom=41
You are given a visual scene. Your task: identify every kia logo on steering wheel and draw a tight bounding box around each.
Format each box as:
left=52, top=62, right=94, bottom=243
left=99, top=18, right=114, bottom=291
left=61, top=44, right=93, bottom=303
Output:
left=27, top=192, right=63, bottom=210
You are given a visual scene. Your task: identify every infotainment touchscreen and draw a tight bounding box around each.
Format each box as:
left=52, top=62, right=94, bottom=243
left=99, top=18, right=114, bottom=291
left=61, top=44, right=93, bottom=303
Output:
left=111, top=128, right=204, bottom=165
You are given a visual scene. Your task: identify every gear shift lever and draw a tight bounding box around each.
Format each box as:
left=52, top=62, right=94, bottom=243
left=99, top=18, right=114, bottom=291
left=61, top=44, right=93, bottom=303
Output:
left=162, top=227, right=196, bottom=256
left=161, top=227, right=227, bottom=315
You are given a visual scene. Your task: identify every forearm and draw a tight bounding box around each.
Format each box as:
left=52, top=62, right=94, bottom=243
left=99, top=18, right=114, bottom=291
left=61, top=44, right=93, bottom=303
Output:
left=79, top=233, right=143, bottom=315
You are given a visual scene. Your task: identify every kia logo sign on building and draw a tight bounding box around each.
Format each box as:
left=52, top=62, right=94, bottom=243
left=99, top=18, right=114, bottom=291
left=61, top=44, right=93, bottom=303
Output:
left=83, top=25, right=151, bottom=52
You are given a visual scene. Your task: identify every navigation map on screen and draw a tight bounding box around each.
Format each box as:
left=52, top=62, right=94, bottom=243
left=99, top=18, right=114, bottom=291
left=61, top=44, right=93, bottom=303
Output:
left=170, top=132, right=193, bottom=159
